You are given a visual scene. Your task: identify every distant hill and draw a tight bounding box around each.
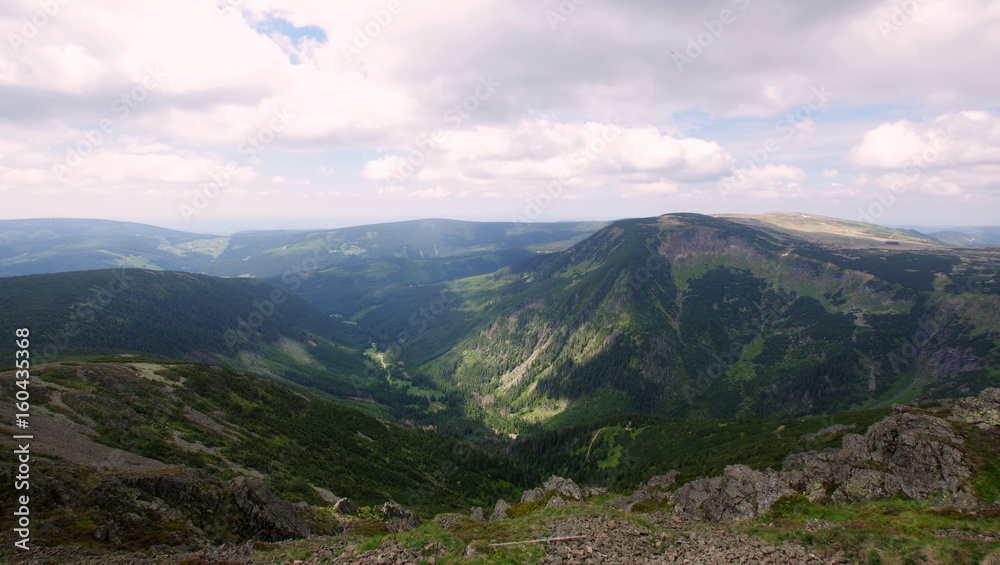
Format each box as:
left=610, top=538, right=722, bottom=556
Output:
left=0, top=218, right=222, bottom=275
left=716, top=212, right=945, bottom=247
left=928, top=228, right=1000, bottom=247
left=0, top=217, right=605, bottom=280
left=0, top=269, right=389, bottom=408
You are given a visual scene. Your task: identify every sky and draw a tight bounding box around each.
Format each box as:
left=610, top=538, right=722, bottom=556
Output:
left=1, top=0, right=999, bottom=234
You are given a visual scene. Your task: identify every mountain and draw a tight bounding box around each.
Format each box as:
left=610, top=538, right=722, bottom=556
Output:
left=927, top=227, right=1000, bottom=247
left=717, top=211, right=946, bottom=247
left=0, top=217, right=604, bottom=280
left=0, top=269, right=393, bottom=411
left=0, top=218, right=223, bottom=275
left=358, top=213, right=1000, bottom=433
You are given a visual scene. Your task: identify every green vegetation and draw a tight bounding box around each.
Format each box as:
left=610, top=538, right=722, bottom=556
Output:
left=746, top=496, right=1000, bottom=564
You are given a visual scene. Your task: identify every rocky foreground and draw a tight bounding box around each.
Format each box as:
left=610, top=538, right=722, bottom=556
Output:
left=4, top=389, right=1000, bottom=564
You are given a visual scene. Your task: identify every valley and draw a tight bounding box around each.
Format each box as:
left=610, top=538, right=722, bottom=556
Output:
left=1, top=212, right=999, bottom=563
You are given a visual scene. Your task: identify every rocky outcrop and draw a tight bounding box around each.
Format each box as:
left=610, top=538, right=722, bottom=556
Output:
left=950, top=387, right=1000, bottom=426
left=784, top=412, right=972, bottom=504
left=333, top=497, right=360, bottom=515
left=490, top=499, right=511, bottom=521
left=544, top=475, right=585, bottom=501
left=670, top=465, right=794, bottom=521
left=604, top=472, right=678, bottom=512
left=519, top=475, right=586, bottom=506
left=3, top=461, right=310, bottom=549
left=380, top=502, right=421, bottom=532
left=666, top=407, right=980, bottom=522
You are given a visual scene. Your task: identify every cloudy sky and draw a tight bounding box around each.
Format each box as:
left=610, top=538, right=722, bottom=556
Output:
left=1, top=0, right=999, bottom=233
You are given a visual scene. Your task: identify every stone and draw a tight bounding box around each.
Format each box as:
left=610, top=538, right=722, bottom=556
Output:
left=334, top=497, right=360, bottom=515
left=490, top=498, right=511, bottom=522
left=950, top=388, right=1000, bottom=426
left=543, top=475, right=584, bottom=501
left=470, top=506, right=485, bottom=522
left=546, top=495, right=569, bottom=508
left=669, top=465, right=795, bottom=521
left=380, top=502, right=421, bottom=532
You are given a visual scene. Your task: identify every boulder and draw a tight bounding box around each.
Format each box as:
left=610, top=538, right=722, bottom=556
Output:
left=489, top=499, right=511, bottom=522
left=380, top=502, right=421, bottom=532
left=546, top=496, right=570, bottom=508
left=470, top=506, right=485, bottom=522
left=519, top=487, right=546, bottom=503
left=333, top=497, right=360, bottom=515
left=670, top=465, right=794, bottom=521
left=543, top=475, right=584, bottom=501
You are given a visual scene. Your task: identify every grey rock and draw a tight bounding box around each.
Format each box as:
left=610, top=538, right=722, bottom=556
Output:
left=470, top=506, right=485, bottom=522
left=489, top=498, right=511, bottom=522
left=380, top=502, right=421, bottom=532
left=546, top=495, right=569, bottom=508
left=950, top=388, right=1000, bottom=426
left=543, top=475, right=584, bottom=501
left=519, top=487, right=546, bottom=503
left=670, top=465, right=794, bottom=521
left=333, top=497, right=360, bottom=515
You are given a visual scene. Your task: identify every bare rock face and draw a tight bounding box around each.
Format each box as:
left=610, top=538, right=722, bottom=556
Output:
left=670, top=465, right=794, bottom=521
left=950, top=387, right=1000, bottom=426
left=223, top=475, right=312, bottom=540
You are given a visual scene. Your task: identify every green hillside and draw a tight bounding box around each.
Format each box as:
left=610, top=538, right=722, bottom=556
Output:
left=355, top=214, right=1000, bottom=433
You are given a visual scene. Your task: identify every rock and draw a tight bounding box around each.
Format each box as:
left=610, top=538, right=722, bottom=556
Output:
left=783, top=412, right=973, bottom=505
left=520, top=487, right=546, bottom=503
left=584, top=486, right=609, bottom=498
left=490, top=499, right=511, bottom=521
left=670, top=465, right=795, bottom=521
left=841, top=413, right=971, bottom=500
left=546, top=496, right=569, bottom=508
left=543, top=475, right=584, bottom=501
left=333, top=497, right=360, bottom=515
left=224, top=476, right=311, bottom=540
left=380, top=502, right=421, bottom=532
left=950, top=388, right=1000, bottom=426
left=470, top=506, right=485, bottom=522
left=603, top=471, right=678, bottom=512
left=646, top=472, right=679, bottom=489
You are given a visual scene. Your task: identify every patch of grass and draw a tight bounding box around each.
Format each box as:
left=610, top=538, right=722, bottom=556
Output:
left=747, top=496, right=1000, bottom=563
